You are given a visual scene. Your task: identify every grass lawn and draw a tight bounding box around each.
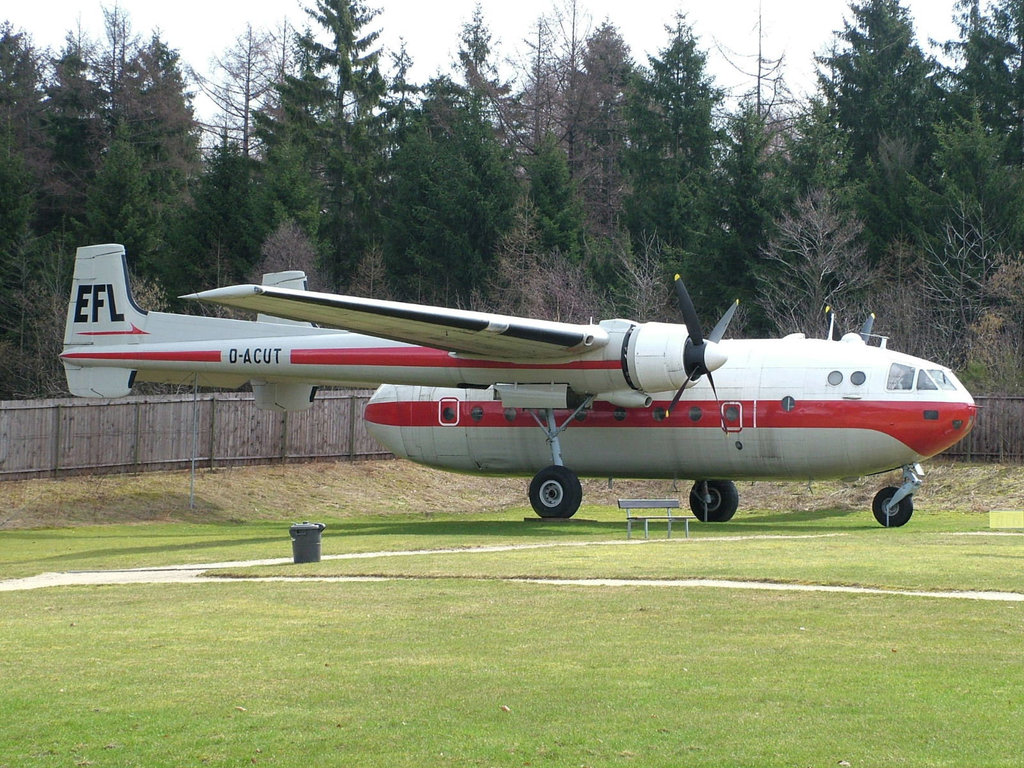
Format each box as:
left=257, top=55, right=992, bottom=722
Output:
left=1, top=460, right=1023, bottom=766
left=2, top=580, right=1022, bottom=768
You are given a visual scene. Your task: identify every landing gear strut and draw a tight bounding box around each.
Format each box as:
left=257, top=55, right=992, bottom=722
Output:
left=526, top=401, right=592, bottom=519
left=872, top=464, right=922, bottom=527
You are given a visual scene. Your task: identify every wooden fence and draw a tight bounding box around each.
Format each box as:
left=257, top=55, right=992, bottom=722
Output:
left=942, top=396, right=1024, bottom=462
left=0, top=390, right=389, bottom=480
left=0, top=391, right=1020, bottom=480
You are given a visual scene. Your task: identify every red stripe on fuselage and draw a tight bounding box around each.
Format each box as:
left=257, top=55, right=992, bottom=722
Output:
left=60, top=350, right=222, bottom=363
left=363, top=397, right=977, bottom=459
left=290, top=346, right=618, bottom=370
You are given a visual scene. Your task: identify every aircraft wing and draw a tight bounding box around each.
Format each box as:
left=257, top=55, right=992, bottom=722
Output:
left=186, top=285, right=609, bottom=360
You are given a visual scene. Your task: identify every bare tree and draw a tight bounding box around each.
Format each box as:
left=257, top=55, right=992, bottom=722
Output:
left=252, top=220, right=324, bottom=289
left=196, top=24, right=282, bottom=155
left=617, top=233, right=671, bottom=322
left=971, top=253, right=1024, bottom=392
left=483, top=205, right=605, bottom=322
left=575, top=21, right=632, bottom=238
left=346, top=245, right=394, bottom=300
left=915, top=197, right=1004, bottom=367
left=757, top=189, right=876, bottom=338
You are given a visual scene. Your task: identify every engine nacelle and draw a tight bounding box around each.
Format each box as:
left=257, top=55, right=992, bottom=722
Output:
left=624, top=322, right=692, bottom=395
left=598, top=390, right=653, bottom=408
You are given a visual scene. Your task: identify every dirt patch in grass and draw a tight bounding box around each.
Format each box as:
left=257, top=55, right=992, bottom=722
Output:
left=1, top=458, right=1020, bottom=530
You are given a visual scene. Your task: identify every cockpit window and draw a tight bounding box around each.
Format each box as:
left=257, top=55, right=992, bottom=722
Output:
left=927, top=369, right=958, bottom=391
left=887, top=363, right=915, bottom=391
left=916, top=369, right=938, bottom=390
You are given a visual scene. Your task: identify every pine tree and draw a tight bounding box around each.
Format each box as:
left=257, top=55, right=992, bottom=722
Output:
left=623, top=14, right=723, bottom=303
left=381, top=77, right=518, bottom=304
left=524, top=132, right=585, bottom=261
left=817, top=0, right=941, bottom=257
left=260, top=0, right=388, bottom=287
left=817, top=0, right=939, bottom=176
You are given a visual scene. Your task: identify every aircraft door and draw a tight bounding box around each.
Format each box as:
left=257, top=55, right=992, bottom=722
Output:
left=433, top=393, right=471, bottom=460
left=399, top=389, right=470, bottom=462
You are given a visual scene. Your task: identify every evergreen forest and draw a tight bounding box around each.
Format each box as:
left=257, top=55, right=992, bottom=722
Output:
left=2, top=0, right=1024, bottom=399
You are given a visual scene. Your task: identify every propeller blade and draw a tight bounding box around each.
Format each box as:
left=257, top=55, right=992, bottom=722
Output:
left=674, top=275, right=704, bottom=346
left=825, top=305, right=836, bottom=340
left=667, top=382, right=688, bottom=413
left=860, top=313, right=876, bottom=342
left=708, top=299, right=739, bottom=343
left=705, top=369, right=719, bottom=400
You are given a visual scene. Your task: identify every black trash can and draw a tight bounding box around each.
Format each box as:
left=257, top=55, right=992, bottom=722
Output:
left=290, top=521, right=326, bottom=564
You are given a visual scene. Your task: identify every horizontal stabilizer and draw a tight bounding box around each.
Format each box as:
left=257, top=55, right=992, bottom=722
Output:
left=252, top=381, right=317, bottom=412
left=64, top=365, right=135, bottom=398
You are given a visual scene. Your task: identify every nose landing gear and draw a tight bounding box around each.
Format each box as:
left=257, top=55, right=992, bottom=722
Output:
left=872, top=464, right=922, bottom=527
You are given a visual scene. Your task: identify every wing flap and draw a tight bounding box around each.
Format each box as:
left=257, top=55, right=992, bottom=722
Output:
left=186, top=285, right=608, bottom=360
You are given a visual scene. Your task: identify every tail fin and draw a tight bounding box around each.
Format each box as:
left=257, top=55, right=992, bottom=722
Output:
left=64, top=244, right=147, bottom=346
left=62, top=244, right=148, bottom=397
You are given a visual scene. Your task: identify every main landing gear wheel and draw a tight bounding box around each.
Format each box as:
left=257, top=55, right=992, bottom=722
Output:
left=529, top=465, right=583, bottom=519
left=872, top=486, right=914, bottom=527
left=689, top=480, right=739, bottom=522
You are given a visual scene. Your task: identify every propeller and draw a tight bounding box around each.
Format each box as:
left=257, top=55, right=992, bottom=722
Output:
left=825, top=305, right=837, bottom=340
left=859, top=313, right=876, bottom=343
left=667, top=276, right=736, bottom=413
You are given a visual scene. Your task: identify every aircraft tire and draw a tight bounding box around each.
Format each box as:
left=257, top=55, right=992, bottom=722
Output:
left=689, top=480, right=739, bottom=522
left=529, top=465, right=583, bottom=518
left=872, top=487, right=913, bottom=527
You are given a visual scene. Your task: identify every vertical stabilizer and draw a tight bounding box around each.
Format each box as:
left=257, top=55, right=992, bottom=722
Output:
left=63, top=244, right=147, bottom=346
left=62, top=244, right=148, bottom=397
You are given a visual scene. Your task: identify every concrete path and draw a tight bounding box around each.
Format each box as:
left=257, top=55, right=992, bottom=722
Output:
left=2, top=540, right=1023, bottom=602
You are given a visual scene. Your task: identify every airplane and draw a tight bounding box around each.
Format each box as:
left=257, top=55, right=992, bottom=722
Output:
left=61, top=243, right=977, bottom=527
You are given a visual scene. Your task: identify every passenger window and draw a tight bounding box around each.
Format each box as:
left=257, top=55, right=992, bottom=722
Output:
left=887, top=363, right=915, bottom=391
left=851, top=371, right=866, bottom=386
left=828, top=370, right=843, bottom=386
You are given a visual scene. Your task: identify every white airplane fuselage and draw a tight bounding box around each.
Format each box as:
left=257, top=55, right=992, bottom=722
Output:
left=361, top=337, right=976, bottom=482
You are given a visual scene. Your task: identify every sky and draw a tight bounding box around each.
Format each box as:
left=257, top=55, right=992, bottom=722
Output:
left=5, top=0, right=961, bottom=118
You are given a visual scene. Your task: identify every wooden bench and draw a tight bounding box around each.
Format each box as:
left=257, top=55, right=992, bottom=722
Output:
left=618, top=498, right=693, bottom=539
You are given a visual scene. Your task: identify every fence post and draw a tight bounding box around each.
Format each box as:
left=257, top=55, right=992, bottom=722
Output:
left=133, top=400, right=142, bottom=471
left=208, top=396, right=216, bottom=469
left=281, top=410, right=288, bottom=461
left=348, top=394, right=357, bottom=457
left=52, top=404, right=62, bottom=476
